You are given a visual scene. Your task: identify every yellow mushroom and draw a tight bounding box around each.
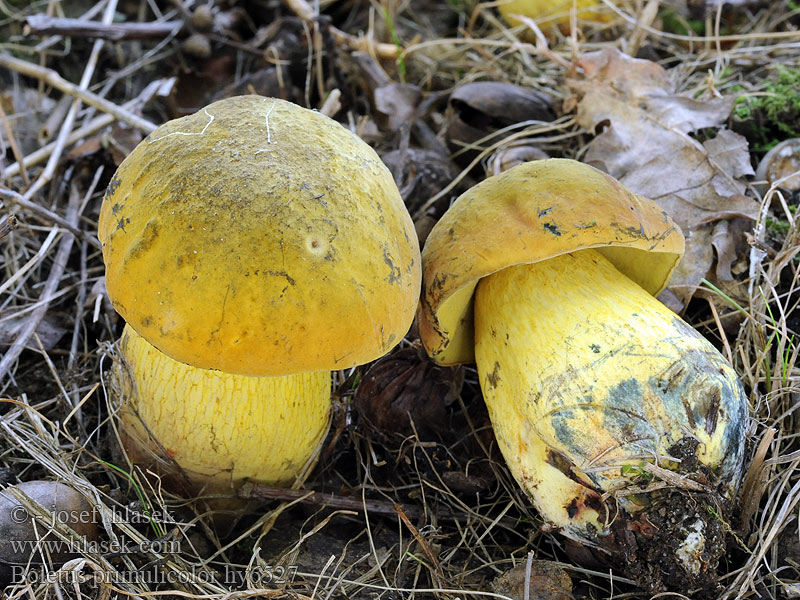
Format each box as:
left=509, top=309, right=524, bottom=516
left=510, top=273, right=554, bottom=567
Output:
left=418, top=159, right=747, bottom=589
left=498, top=0, right=619, bottom=29
left=99, top=95, right=421, bottom=493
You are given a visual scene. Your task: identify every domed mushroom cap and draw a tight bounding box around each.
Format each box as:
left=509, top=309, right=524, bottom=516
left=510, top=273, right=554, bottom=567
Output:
left=99, top=95, right=420, bottom=376
left=419, top=158, right=684, bottom=365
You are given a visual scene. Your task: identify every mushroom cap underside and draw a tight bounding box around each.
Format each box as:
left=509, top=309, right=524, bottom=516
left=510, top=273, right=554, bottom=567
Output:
left=99, top=95, right=421, bottom=376
left=418, top=158, right=685, bottom=365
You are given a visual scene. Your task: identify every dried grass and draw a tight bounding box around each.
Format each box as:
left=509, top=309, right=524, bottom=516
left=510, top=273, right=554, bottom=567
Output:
left=1, top=0, right=799, bottom=599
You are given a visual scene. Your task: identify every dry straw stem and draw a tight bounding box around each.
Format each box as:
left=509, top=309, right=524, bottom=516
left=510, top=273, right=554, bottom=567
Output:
left=0, top=188, right=97, bottom=247
left=18, top=0, right=119, bottom=201
left=600, top=0, right=800, bottom=43
left=0, top=102, right=29, bottom=186
left=0, top=185, right=80, bottom=381
left=0, top=214, right=17, bottom=239
left=282, top=0, right=399, bottom=58
left=0, top=54, right=157, bottom=135
left=2, top=77, right=174, bottom=180
left=24, top=15, right=182, bottom=40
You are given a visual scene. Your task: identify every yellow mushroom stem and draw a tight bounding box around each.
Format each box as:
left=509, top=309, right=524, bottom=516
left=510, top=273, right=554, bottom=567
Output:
left=474, top=249, right=745, bottom=548
left=113, top=325, right=331, bottom=493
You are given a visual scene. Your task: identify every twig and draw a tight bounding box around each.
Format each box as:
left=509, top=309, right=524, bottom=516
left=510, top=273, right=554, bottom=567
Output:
left=0, top=187, right=100, bottom=249
left=33, top=1, right=105, bottom=52
left=0, top=187, right=80, bottom=382
left=239, top=483, right=424, bottom=518
left=0, top=53, right=158, bottom=134
left=0, top=214, right=18, bottom=239
left=239, top=482, right=522, bottom=529
left=0, top=102, right=29, bottom=186
left=25, top=15, right=182, bottom=40
left=23, top=0, right=120, bottom=200
left=281, top=0, right=398, bottom=58
left=2, top=78, right=173, bottom=180
left=394, top=503, right=445, bottom=587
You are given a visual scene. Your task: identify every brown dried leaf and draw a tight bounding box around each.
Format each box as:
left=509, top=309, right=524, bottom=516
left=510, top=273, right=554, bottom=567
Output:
left=568, top=48, right=759, bottom=306
left=374, top=83, right=423, bottom=132
left=704, top=128, right=756, bottom=180
left=447, top=81, right=555, bottom=148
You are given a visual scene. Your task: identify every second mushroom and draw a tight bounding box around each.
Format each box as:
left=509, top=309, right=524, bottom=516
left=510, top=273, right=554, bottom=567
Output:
left=418, top=159, right=747, bottom=592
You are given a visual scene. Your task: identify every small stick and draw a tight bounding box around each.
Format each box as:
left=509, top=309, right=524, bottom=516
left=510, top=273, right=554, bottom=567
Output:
left=25, top=15, right=182, bottom=40
left=2, top=77, right=173, bottom=179
left=0, top=53, right=158, bottom=134
left=0, top=214, right=18, bottom=239
left=0, top=187, right=80, bottom=382
left=239, top=482, right=521, bottom=530
left=33, top=1, right=105, bottom=52
left=639, top=462, right=711, bottom=493
left=0, top=187, right=100, bottom=249
left=394, top=504, right=445, bottom=587
left=281, top=0, right=398, bottom=59
left=239, top=483, right=424, bottom=519
left=0, top=103, right=30, bottom=186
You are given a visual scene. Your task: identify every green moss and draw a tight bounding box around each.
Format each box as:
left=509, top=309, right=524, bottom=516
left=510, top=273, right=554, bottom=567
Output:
left=660, top=8, right=705, bottom=36
left=766, top=217, right=791, bottom=237
left=733, top=66, right=800, bottom=151
left=766, top=206, right=797, bottom=240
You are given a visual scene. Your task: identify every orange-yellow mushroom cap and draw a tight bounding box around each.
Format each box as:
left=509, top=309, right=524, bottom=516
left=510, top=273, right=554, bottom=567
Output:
left=99, top=95, right=421, bottom=376
left=418, top=158, right=684, bottom=365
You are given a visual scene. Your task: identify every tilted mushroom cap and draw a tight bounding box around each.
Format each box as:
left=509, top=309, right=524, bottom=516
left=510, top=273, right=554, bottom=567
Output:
left=419, top=158, right=684, bottom=365
left=99, top=95, right=420, bottom=376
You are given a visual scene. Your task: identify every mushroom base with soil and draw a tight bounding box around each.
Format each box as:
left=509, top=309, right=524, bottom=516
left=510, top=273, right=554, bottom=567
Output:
left=112, top=325, right=332, bottom=495
left=474, top=249, right=747, bottom=592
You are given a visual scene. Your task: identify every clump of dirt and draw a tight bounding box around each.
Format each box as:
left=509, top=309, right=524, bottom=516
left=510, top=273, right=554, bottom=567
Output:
left=597, top=439, right=735, bottom=597
left=630, top=488, right=727, bottom=596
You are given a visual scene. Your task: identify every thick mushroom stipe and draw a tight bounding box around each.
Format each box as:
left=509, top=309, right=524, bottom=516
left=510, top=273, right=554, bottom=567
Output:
left=474, top=249, right=747, bottom=583
left=115, top=325, right=331, bottom=490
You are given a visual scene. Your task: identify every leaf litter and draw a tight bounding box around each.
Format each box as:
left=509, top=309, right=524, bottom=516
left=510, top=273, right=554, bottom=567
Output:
left=568, top=47, right=760, bottom=308
left=0, top=1, right=799, bottom=599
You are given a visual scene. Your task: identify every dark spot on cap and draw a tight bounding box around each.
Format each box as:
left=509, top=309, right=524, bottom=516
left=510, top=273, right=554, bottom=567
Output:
left=543, top=222, right=561, bottom=236
left=567, top=498, right=579, bottom=518
left=486, top=361, right=501, bottom=389
left=106, top=176, right=121, bottom=197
